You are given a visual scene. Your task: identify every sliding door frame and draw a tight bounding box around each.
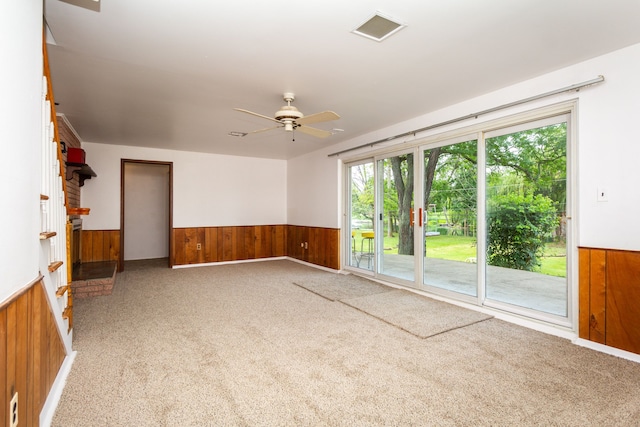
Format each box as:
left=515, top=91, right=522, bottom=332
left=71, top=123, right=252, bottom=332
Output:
left=344, top=158, right=376, bottom=275
left=373, top=148, right=420, bottom=288
left=481, top=113, right=575, bottom=327
left=418, top=133, right=482, bottom=307
left=342, top=100, right=578, bottom=330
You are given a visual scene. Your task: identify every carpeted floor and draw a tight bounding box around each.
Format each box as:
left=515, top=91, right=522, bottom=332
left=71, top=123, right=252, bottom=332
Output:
left=52, top=259, right=640, bottom=426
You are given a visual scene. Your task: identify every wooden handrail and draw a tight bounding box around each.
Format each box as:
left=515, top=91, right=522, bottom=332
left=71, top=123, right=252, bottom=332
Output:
left=43, top=29, right=74, bottom=332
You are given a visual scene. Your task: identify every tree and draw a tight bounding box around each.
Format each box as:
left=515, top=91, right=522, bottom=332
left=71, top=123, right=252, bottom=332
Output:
left=390, top=155, right=414, bottom=255
left=486, top=123, right=566, bottom=208
left=350, top=164, right=374, bottom=226
left=486, top=193, right=558, bottom=271
left=385, top=122, right=565, bottom=257
left=424, top=147, right=441, bottom=208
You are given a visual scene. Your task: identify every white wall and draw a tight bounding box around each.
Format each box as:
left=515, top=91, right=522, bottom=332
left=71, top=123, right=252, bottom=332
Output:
left=81, top=143, right=287, bottom=230
left=124, top=163, right=170, bottom=260
left=289, top=43, right=640, bottom=252
left=287, top=151, right=341, bottom=228
left=0, top=0, right=43, bottom=302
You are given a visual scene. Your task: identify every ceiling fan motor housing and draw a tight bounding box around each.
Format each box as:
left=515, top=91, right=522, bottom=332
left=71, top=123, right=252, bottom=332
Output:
left=275, top=106, right=303, bottom=120
left=275, top=105, right=303, bottom=130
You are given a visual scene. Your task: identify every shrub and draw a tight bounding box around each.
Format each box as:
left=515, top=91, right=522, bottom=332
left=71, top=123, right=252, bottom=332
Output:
left=487, top=193, right=558, bottom=271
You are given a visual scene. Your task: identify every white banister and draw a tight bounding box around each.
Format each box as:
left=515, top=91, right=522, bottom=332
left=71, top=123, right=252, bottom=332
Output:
left=39, top=75, right=72, bottom=353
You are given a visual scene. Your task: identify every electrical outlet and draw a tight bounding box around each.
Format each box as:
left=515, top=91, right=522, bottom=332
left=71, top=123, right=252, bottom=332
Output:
left=10, top=392, right=18, bottom=427
left=300, top=242, right=304, bottom=248
left=196, top=243, right=202, bottom=250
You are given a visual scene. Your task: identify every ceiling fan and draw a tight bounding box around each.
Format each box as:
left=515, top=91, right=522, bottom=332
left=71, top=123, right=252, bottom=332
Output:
left=234, top=93, right=340, bottom=139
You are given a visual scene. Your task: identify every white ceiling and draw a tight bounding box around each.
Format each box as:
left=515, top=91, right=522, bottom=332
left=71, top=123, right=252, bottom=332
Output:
left=44, top=0, right=640, bottom=160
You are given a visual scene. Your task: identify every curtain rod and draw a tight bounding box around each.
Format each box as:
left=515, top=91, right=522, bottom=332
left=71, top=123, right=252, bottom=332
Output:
left=328, top=75, right=604, bottom=157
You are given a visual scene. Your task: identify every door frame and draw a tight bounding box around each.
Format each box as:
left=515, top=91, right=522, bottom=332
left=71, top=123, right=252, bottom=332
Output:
left=119, top=159, right=174, bottom=271
left=374, top=148, right=421, bottom=288
left=342, top=100, right=577, bottom=328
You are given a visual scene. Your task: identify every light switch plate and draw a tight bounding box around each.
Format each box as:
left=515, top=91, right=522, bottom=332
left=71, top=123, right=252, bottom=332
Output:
left=597, top=187, right=609, bottom=202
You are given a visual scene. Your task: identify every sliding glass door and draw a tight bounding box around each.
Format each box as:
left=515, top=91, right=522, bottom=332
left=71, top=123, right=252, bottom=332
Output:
left=377, top=152, right=415, bottom=282
left=347, top=161, right=375, bottom=271
left=422, top=139, right=478, bottom=297
left=484, top=117, right=568, bottom=317
left=344, top=111, right=572, bottom=324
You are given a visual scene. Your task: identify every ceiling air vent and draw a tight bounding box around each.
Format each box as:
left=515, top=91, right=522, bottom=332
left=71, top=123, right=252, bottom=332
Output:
left=352, top=12, right=406, bottom=42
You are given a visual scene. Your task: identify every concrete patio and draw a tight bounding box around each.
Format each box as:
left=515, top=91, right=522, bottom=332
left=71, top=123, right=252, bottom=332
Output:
left=351, top=254, right=567, bottom=317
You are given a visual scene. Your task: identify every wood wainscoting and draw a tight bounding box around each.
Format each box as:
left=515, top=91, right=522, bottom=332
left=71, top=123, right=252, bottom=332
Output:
left=286, top=225, right=340, bottom=270
left=173, top=225, right=340, bottom=270
left=0, top=277, right=67, bottom=426
left=81, top=230, right=120, bottom=268
left=173, top=225, right=287, bottom=265
left=579, top=247, right=640, bottom=354
left=85, top=225, right=340, bottom=271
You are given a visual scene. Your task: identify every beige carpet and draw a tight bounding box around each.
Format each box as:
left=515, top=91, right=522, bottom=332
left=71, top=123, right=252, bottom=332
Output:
left=340, top=289, right=492, bottom=338
left=293, top=274, right=393, bottom=301
left=294, top=278, right=492, bottom=338
left=52, top=259, right=640, bottom=426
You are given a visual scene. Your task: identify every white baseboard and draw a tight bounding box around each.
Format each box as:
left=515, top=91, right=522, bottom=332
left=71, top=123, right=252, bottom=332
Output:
left=172, top=256, right=341, bottom=273
left=40, top=351, right=77, bottom=427
left=573, top=338, right=640, bottom=363
left=172, top=256, right=288, bottom=269
left=286, top=257, right=341, bottom=273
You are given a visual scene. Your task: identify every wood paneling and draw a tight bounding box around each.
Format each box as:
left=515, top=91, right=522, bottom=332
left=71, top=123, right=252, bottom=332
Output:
left=579, top=247, right=640, bottom=355
left=171, top=224, right=339, bottom=270
left=173, top=225, right=291, bottom=265
left=605, top=250, right=640, bottom=354
left=578, top=248, right=591, bottom=340
left=287, top=225, right=340, bottom=270
left=81, top=230, right=121, bottom=267
left=589, top=249, right=607, bottom=344
left=1, top=278, right=66, bottom=427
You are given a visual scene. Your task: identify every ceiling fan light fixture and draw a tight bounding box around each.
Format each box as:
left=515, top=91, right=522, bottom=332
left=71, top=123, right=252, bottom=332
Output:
left=352, top=12, right=406, bottom=42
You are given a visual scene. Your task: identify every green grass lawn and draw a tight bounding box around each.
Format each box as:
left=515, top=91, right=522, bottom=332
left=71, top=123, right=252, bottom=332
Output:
left=352, top=230, right=566, bottom=277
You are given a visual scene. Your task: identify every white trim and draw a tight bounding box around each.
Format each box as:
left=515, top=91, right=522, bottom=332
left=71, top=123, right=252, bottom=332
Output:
left=40, top=351, right=77, bottom=427
left=286, top=257, right=342, bottom=273
left=56, top=113, right=83, bottom=143
left=172, top=256, right=288, bottom=269
left=573, top=339, right=640, bottom=364
left=171, top=256, right=341, bottom=274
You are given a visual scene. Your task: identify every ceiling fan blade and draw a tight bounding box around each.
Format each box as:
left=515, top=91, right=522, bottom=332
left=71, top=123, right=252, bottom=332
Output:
left=234, top=108, right=280, bottom=124
left=296, top=125, right=332, bottom=138
left=295, top=111, right=340, bottom=125
left=250, top=125, right=282, bottom=134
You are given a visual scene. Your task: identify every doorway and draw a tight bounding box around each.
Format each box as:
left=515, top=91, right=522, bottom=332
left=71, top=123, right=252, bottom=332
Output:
left=120, top=159, right=173, bottom=271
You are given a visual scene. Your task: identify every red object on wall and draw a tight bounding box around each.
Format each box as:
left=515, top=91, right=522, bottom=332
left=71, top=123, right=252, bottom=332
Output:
left=67, top=147, right=86, bottom=164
